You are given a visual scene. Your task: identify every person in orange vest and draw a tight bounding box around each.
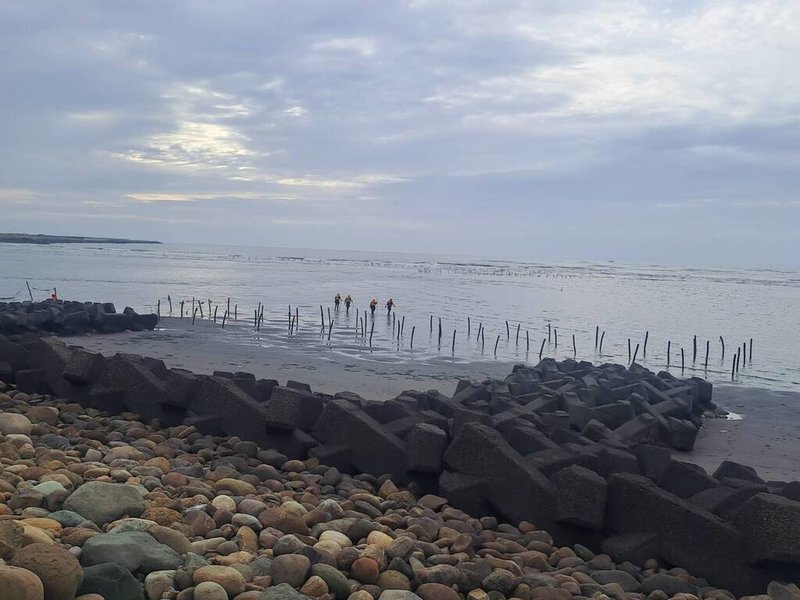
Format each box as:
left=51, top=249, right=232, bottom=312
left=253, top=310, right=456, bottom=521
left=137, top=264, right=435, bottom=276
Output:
left=386, top=298, right=395, bottom=314
left=369, top=298, right=377, bottom=316
left=50, top=291, right=58, bottom=302
left=344, top=295, right=352, bottom=311
left=334, top=293, right=341, bottom=309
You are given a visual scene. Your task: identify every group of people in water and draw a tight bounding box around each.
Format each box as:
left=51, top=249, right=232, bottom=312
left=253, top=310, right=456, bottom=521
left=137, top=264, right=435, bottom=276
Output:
left=335, top=293, right=395, bottom=315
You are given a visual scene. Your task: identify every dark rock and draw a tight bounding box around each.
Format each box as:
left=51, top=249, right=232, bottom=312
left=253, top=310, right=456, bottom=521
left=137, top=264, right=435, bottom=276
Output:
left=78, top=563, right=144, bottom=600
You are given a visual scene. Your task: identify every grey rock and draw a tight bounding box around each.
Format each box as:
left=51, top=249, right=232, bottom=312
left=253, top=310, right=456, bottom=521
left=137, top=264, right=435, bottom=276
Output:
left=63, top=481, right=145, bottom=526
left=82, top=531, right=181, bottom=574
left=78, top=563, right=144, bottom=600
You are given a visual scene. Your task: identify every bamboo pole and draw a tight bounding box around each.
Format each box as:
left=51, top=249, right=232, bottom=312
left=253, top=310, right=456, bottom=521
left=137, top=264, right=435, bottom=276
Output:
left=410, top=326, right=416, bottom=350
left=631, top=343, right=639, bottom=366
left=168, top=295, right=172, bottom=315
left=599, top=331, right=605, bottom=353
left=643, top=331, right=649, bottom=357
left=595, top=325, right=599, bottom=349
left=452, top=330, right=456, bottom=353
left=221, top=310, right=228, bottom=328
left=515, top=323, right=520, bottom=345
left=494, top=334, right=500, bottom=356
left=26, top=281, right=33, bottom=302
left=572, top=334, right=576, bottom=356
left=539, top=338, right=546, bottom=360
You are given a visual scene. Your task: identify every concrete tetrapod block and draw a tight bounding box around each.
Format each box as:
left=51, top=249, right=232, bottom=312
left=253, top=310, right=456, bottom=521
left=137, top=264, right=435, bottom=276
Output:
left=189, top=376, right=272, bottom=446
left=264, top=386, right=323, bottom=432
left=551, top=464, right=607, bottom=530
left=734, top=492, right=800, bottom=566
left=605, top=472, right=770, bottom=596
left=407, top=423, right=448, bottom=474
left=62, top=348, right=105, bottom=384
left=98, top=354, right=167, bottom=421
left=443, top=422, right=556, bottom=528
left=313, top=399, right=408, bottom=478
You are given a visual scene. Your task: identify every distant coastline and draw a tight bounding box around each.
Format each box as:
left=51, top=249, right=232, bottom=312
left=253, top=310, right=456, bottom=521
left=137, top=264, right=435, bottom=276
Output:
left=0, top=232, right=161, bottom=245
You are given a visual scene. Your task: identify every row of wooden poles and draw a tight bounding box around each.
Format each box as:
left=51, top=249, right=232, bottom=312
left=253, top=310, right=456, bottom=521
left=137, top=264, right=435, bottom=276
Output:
left=159, top=297, right=754, bottom=380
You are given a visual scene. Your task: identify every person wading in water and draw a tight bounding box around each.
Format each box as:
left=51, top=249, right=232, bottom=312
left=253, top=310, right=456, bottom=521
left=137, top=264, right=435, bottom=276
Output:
left=334, top=293, right=341, bottom=309
left=386, top=298, right=395, bottom=315
left=344, top=295, right=352, bottom=311
left=370, top=298, right=377, bottom=316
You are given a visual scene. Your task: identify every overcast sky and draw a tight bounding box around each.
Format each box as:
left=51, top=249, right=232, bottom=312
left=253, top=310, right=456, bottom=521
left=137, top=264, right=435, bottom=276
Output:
left=1, top=1, right=798, bottom=267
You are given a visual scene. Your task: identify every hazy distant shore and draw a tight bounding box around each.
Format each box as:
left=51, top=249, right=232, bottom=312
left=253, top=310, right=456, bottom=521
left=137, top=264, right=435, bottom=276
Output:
left=0, top=232, right=161, bottom=245
left=62, top=316, right=800, bottom=482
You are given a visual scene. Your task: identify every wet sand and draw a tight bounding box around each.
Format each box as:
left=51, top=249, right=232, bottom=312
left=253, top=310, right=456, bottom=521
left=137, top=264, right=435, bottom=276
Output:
left=61, top=317, right=800, bottom=482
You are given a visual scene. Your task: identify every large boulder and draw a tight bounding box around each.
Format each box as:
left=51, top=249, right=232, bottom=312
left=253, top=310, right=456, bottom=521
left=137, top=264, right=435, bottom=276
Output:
left=264, top=386, right=323, bottom=431
left=78, top=563, right=144, bottom=600
left=0, top=565, right=44, bottom=600
left=63, top=481, right=145, bottom=526
left=10, top=543, right=83, bottom=600
left=82, top=531, right=181, bottom=574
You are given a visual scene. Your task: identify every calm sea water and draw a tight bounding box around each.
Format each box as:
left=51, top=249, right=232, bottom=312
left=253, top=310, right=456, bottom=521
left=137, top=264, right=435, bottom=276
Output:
left=2, top=243, right=798, bottom=391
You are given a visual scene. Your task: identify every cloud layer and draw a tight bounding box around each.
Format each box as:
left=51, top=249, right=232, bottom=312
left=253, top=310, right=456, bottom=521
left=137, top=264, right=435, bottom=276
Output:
left=1, top=1, right=798, bottom=266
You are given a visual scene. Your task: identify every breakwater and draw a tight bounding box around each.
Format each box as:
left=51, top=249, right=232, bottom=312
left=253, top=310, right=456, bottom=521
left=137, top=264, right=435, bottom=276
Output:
left=0, top=300, right=158, bottom=335
left=2, top=328, right=799, bottom=596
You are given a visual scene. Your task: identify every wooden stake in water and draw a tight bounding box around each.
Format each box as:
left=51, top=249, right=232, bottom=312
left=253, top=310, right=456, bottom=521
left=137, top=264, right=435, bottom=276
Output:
left=749, top=338, right=753, bottom=361
left=157, top=299, right=160, bottom=318
left=526, top=330, right=530, bottom=352
left=506, top=320, right=510, bottom=339
left=599, top=331, right=605, bottom=353
left=548, top=323, right=551, bottom=343
left=401, top=316, right=405, bottom=335
left=328, top=320, right=334, bottom=341
left=227, top=297, right=230, bottom=318
left=731, top=355, right=736, bottom=380
left=595, top=325, right=599, bottom=349
left=410, top=326, right=416, bottom=350
left=631, top=343, right=639, bottom=366
left=192, top=308, right=197, bottom=325
left=481, top=329, right=485, bottom=352
left=221, top=310, right=228, bottom=328
left=554, top=328, right=558, bottom=348
left=628, top=338, right=631, bottom=363
left=180, top=301, right=184, bottom=318
left=742, top=342, right=747, bottom=368
left=438, top=318, right=442, bottom=343
left=467, top=317, right=471, bottom=336
left=539, top=338, right=546, bottom=360
left=234, top=304, right=237, bottom=320
left=327, top=307, right=332, bottom=326
left=320, top=305, right=325, bottom=328
left=476, top=323, right=482, bottom=341
left=693, top=335, right=697, bottom=363
left=720, top=336, right=725, bottom=360
left=213, top=306, right=218, bottom=323
left=681, top=348, right=685, bottom=374
left=643, top=331, right=649, bottom=357
left=197, top=300, right=204, bottom=318
left=515, top=323, right=520, bottom=345
left=294, top=307, right=298, bottom=327
left=430, top=315, right=433, bottom=333
left=369, top=321, right=375, bottom=347
left=168, top=295, right=172, bottom=315
left=572, top=334, right=576, bottom=356
left=704, top=340, right=710, bottom=369
left=494, top=334, right=500, bottom=356
left=736, top=347, right=741, bottom=373
left=667, top=340, right=671, bottom=366
left=254, top=309, right=258, bottom=329
left=26, top=281, right=33, bottom=302
left=452, top=330, right=456, bottom=353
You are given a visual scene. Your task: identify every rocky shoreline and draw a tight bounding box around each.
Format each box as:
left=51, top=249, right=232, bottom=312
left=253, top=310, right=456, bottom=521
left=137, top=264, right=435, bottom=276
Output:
left=1, top=312, right=800, bottom=598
